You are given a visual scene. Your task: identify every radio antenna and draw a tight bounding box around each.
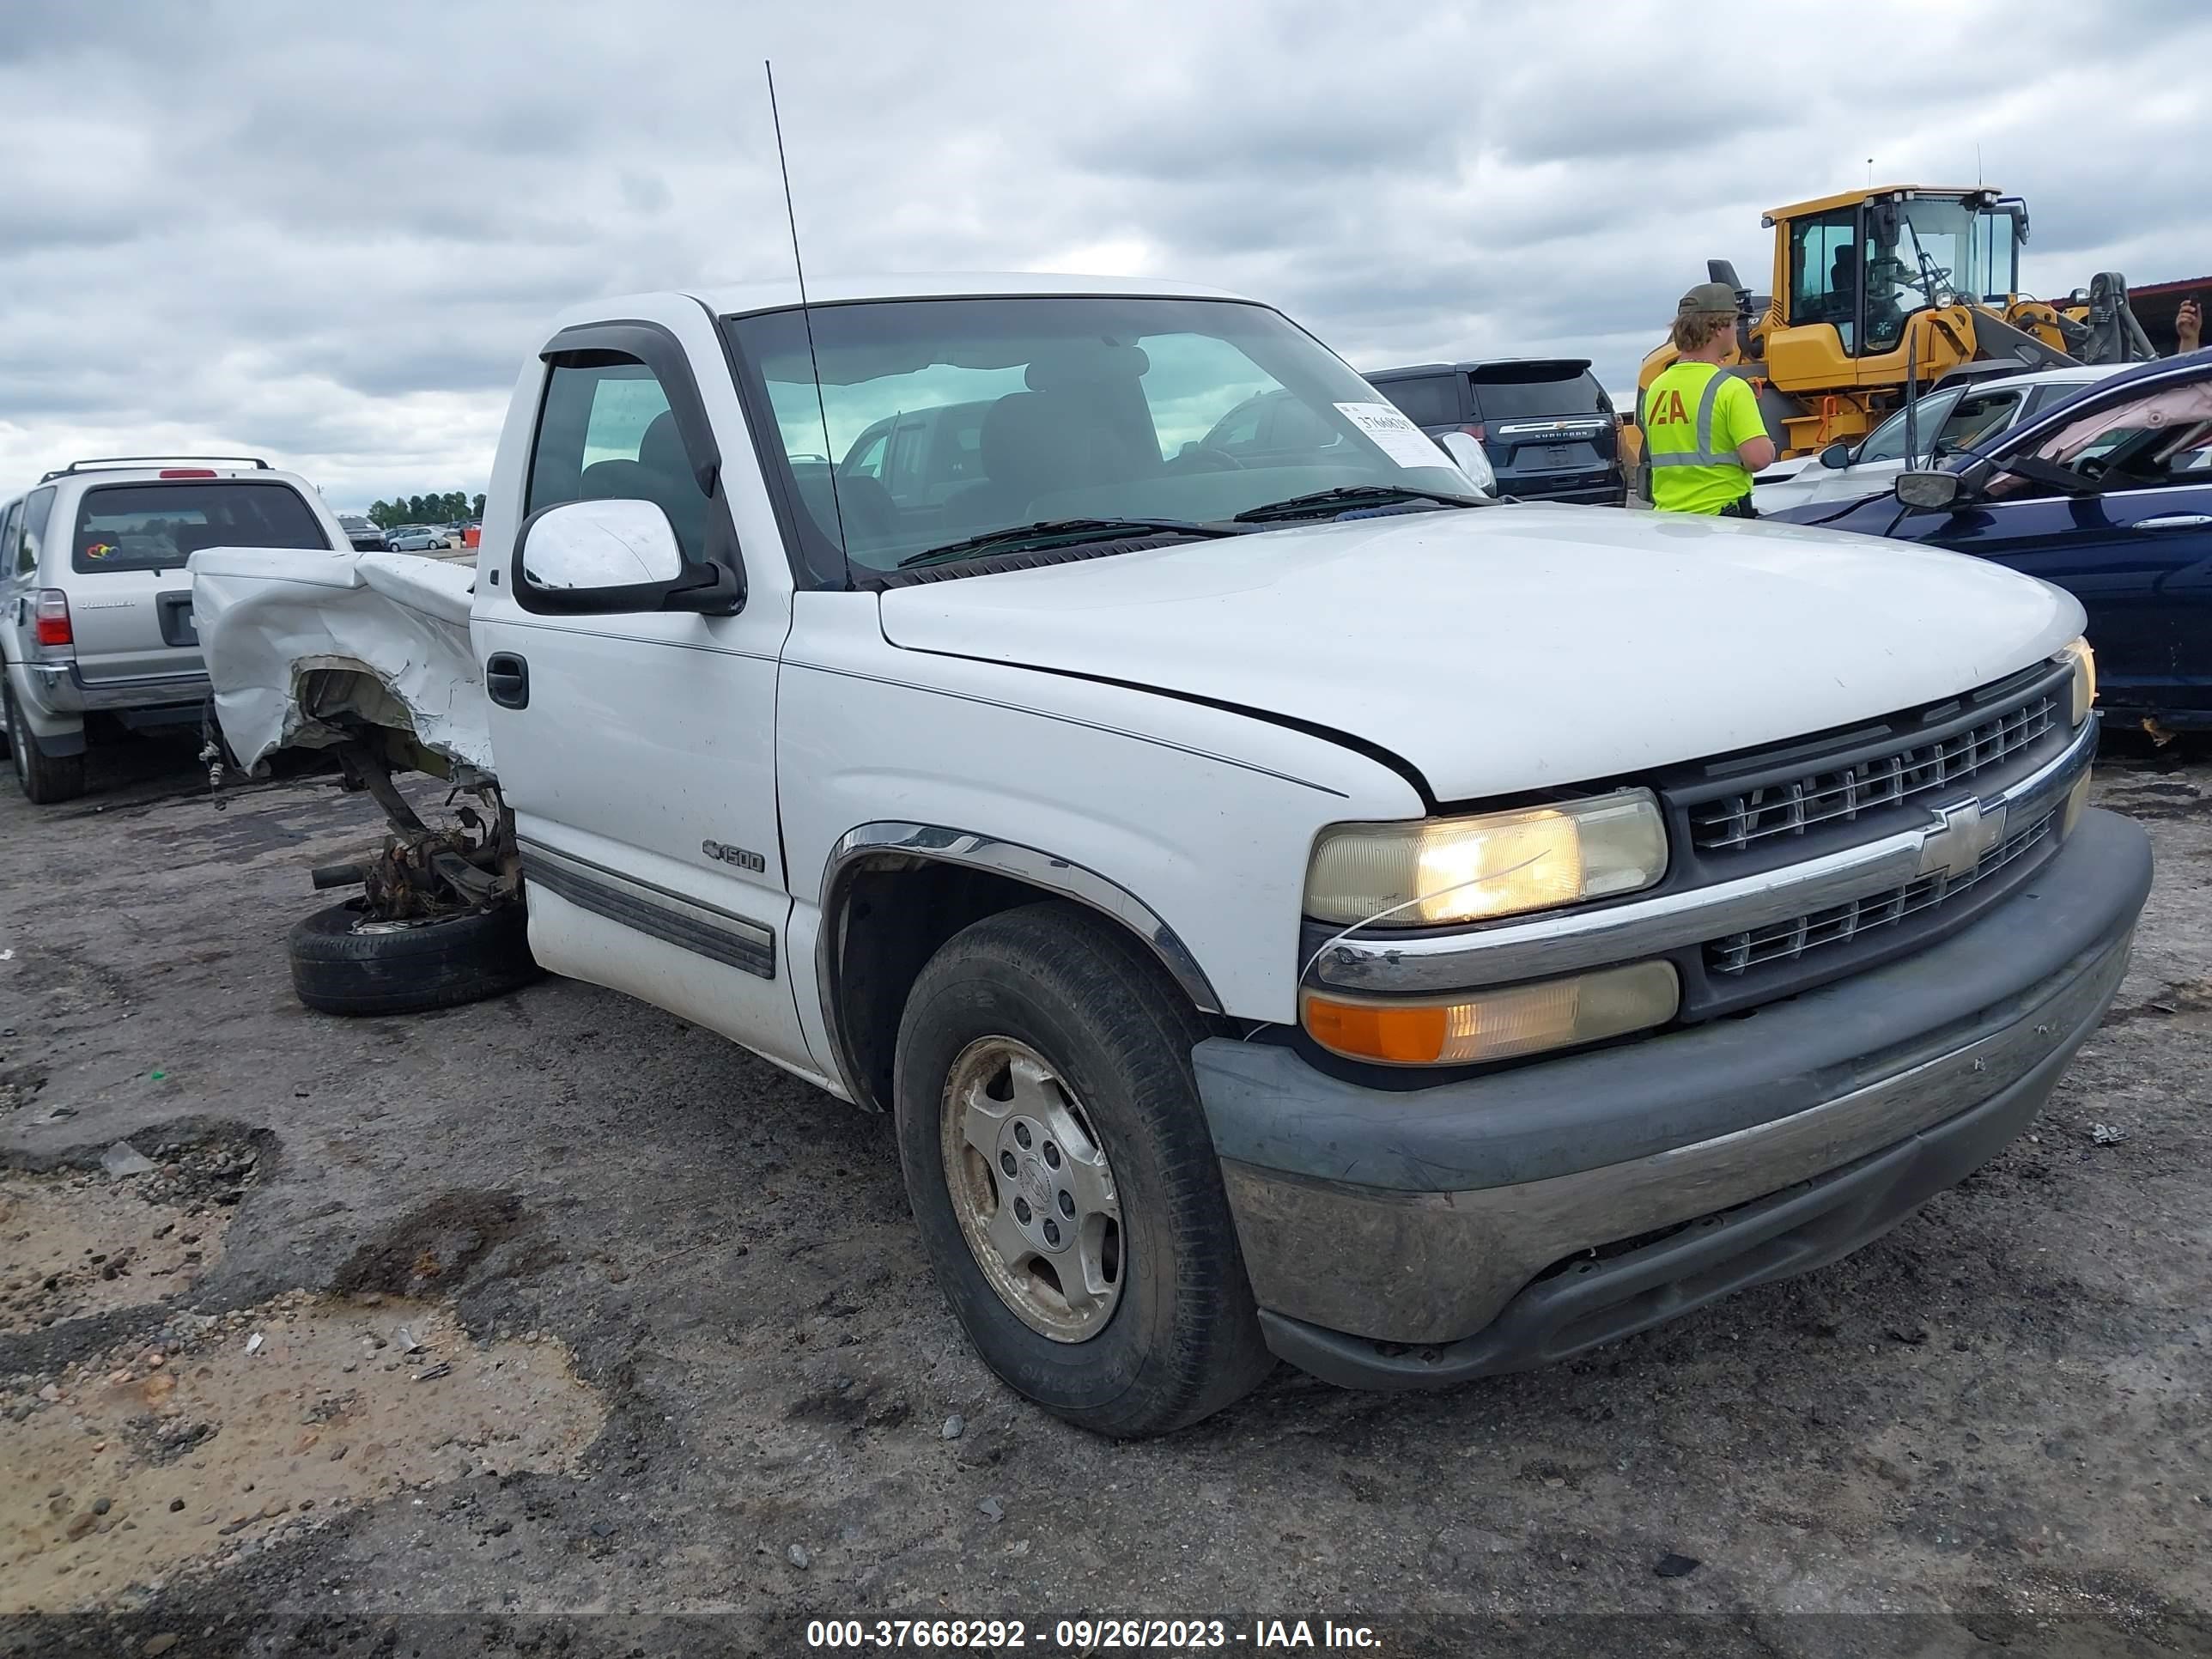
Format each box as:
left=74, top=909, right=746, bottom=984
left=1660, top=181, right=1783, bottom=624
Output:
left=765, top=59, right=850, bottom=591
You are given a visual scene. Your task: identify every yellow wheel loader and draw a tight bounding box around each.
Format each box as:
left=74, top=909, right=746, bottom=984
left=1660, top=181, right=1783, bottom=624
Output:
left=1629, top=185, right=2158, bottom=467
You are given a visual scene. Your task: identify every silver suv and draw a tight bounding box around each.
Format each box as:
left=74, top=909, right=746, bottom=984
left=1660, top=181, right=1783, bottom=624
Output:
left=3, top=457, right=348, bottom=802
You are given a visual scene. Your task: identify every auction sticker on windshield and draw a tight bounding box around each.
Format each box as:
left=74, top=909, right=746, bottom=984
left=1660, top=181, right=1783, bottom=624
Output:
left=1336, top=401, right=1446, bottom=469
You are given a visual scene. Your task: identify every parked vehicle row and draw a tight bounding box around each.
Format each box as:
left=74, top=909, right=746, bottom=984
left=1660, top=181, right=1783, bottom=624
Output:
left=337, top=514, right=388, bottom=552
left=1367, top=357, right=1626, bottom=505
left=1771, top=347, right=2212, bottom=731
left=1752, top=363, right=2125, bottom=514
left=383, top=524, right=455, bottom=552
left=183, top=273, right=2147, bottom=1437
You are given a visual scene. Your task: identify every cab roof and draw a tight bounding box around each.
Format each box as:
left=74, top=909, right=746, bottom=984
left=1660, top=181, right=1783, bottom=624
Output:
left=1764, top=185, right=1997, bottom=222
left=684, top=270, right=1255, bottom=318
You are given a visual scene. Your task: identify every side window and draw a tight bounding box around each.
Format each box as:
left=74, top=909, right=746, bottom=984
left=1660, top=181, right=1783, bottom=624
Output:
left=526, top=357, right=706, bottom=561
left=1934, top=389, right=2022, bottom=454
left=2029, top=380, right=2092, bottom=417
left=1788, top=209, right=1860, bottom=351
left=1857, top=389, right=1960, bottom=465
left=885, top=418, right=928, bottom=506
left=1212, top=400, right=1265, bottom=451
left=17, top=488, right=55, bottom=577
left=1267, top=397, right=1338, bottom=451
left=1989, top=381, right=2212, bottom=499
left=0, top=503, right=21, bottom=582
left=933, top=406, right=987, bottom=495
left=842, top=427, right=889, bottom=481
left=1133, top=332, right=1277, bottom=459
left=1208, top=397, right=1268, bottom=452
left=1372, top=375, right=1461, bottom=429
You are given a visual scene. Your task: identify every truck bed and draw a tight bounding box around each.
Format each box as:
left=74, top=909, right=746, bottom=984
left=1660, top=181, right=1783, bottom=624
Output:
left=188, top=547, right=491, bottom=775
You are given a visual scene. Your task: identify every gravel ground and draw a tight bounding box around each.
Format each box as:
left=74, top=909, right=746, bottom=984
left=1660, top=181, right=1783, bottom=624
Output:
left=1, top=728, right=2207, bottom=1659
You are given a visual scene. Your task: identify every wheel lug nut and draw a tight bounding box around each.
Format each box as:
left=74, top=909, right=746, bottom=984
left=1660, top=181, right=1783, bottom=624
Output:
left=1042, top=1219, right=1060, bottom=1246
left=1000, top=1151, right=1018, bottom=1177
left=1013, top=1121, right=1032, bottom=1149
left=1057, top=1190, right=1075, bottom=1218
left=1014, top=1197, right=1033, bottom=1224
left=1042, top=1142, right=1060, bottom=1168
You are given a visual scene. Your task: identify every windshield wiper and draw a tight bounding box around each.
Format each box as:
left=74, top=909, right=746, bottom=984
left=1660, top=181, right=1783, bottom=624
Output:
left=896, top=517, right=1235, bottom=570
left=1231, top=484, right=1488, bottom=524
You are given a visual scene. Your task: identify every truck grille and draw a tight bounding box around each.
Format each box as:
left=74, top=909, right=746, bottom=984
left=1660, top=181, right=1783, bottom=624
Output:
left=1689, top=688, right=2058, bottom=854
left=1706, top=809, right=2056, bottom=976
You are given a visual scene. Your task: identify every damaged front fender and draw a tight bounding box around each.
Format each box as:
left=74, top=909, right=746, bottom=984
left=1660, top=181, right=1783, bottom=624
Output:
left=189, top=548, right=491, bottom=776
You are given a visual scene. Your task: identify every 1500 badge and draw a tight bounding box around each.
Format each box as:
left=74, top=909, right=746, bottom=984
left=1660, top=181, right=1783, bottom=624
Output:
left=702, top=839, right=766, bottom=873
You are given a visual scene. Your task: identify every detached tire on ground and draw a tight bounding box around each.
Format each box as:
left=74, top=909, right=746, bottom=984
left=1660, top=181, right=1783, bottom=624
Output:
left=894, top=900, right=1273, bottom=1437
left=287, top=899, right=543, bottom=1017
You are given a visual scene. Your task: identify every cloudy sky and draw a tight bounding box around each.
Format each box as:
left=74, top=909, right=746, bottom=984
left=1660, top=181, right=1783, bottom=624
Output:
left=3, top=0, right=2208, bottom=511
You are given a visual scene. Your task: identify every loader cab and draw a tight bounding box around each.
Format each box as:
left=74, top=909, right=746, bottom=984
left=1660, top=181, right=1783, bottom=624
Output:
left=1775, top=187, right=2028, bottom=361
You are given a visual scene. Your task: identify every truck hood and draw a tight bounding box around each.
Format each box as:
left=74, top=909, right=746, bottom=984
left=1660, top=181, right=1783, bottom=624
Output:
left=877, top=505, right=2083, bottom=802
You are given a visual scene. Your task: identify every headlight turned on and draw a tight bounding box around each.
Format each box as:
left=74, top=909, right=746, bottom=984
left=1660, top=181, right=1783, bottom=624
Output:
left=1301, top=961, right=1680, bottom=1066
left=2057, top=636, right=2095, bottom=726
left=1304, top=790, right=1667, bottom=929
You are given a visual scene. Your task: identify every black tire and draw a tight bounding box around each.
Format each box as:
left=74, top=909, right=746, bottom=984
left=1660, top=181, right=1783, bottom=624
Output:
left=286, top=898, right=543, bottom=1016
left=894, top=901, right=1272, bottom=1437
left=5, top=683, right=87, bottom=805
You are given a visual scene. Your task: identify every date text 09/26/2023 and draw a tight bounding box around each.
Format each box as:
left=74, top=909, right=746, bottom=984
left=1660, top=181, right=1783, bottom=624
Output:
left=805, top=1617, right=1383, bottom=1650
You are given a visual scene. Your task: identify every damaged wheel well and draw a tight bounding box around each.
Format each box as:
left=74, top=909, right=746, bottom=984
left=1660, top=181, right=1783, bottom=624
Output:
left=827, top=860, right=1046, bottom=1113
left=292, top=663, right=469, bottom=783
left=823, top=854, right=1226, bottom=1114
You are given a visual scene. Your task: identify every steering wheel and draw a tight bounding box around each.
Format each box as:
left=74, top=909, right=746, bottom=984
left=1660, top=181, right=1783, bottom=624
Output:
left=1165, top=443, right=1248, bottom=474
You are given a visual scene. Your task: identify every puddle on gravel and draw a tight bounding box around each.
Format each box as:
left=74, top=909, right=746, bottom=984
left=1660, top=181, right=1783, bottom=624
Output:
left=0, top=1139, right=258, bottom=1333
left=0, top=1292, right=605, bottom=1612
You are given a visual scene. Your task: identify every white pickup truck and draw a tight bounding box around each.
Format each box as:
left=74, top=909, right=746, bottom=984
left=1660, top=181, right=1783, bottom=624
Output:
left=193, top=274, right=2151, bottom=1437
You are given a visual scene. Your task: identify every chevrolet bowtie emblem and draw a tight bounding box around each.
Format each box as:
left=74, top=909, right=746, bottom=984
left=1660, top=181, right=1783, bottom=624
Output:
left=1917, top=796, right=2008, bottom=882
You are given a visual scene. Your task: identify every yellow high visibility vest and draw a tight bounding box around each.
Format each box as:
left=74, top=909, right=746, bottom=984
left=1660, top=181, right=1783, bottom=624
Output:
left=1641, top=361, right=1756, bottom=514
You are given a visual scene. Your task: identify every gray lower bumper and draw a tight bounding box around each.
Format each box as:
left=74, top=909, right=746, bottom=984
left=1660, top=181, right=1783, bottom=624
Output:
left=21, top=659, right=210, bottom=719
left=1196, top=808, right=2151, bottom=1376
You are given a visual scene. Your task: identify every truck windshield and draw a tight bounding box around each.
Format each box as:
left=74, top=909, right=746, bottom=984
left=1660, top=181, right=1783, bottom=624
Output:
left=723, top=296, right=1472, bottom=581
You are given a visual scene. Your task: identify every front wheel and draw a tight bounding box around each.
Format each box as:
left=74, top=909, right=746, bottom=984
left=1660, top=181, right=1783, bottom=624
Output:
left=894, top=902, right=1271, bottom=1436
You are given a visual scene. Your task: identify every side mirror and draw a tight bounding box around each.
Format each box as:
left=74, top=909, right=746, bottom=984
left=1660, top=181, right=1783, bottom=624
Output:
left=514, top=498, right=738, bottom=615
left=1895, top=471, right=1965, bottom=511
left=1435, top=430, right=1496, bottom=495
left=1817, top=441, right=1852, bottom=471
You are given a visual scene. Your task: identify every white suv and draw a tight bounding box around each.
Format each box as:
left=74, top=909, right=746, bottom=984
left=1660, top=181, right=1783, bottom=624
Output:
left=2, top=457, right=349, bottom=802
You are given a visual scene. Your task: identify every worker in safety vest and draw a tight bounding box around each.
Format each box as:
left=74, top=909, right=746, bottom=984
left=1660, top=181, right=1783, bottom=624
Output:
left=1641, top=282, right=1777, bottom=516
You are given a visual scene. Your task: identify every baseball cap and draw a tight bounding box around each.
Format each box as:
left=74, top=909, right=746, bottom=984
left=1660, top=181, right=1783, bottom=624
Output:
left=1676, top=281, right=1739, bottom=316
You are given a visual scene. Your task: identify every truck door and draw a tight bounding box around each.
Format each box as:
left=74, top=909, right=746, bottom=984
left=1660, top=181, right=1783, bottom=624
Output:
left=471, top=303, right=817, bottom=1079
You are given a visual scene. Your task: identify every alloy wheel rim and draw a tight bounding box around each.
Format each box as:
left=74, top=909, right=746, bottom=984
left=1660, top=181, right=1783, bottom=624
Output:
left=940, top=1036, right=1123, bottom=1342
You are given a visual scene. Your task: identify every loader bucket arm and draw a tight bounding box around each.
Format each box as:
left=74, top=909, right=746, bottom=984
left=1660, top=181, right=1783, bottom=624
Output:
left=1969, top=309, right=2080, bottom=373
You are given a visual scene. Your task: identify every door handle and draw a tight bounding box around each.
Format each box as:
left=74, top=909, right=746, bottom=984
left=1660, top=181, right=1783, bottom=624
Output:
left=484, top=652, right=529, bottom=709
left=2135, top=514, right=2212, bottom=531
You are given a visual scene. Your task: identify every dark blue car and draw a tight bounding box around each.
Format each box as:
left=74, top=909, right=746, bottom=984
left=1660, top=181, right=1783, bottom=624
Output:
left=1771, top=349, right=2212, bottom=730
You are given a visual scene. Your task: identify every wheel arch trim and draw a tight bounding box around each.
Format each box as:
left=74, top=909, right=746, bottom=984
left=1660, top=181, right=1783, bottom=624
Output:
left=814, top=821, right=1223, bottom=1110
